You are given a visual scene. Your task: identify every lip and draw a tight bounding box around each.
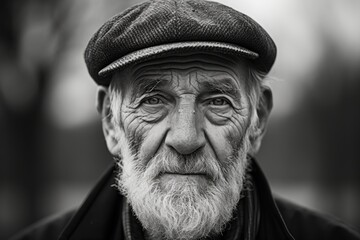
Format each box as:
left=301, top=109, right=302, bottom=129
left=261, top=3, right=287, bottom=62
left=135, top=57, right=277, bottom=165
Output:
left=160, top=172, right=212, bottom=181
left=162, top=172, right=207, bottom=176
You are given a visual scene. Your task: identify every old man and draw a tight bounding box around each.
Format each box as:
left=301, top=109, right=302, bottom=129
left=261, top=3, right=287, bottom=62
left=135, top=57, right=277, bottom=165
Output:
left=11, top=0, right=360, bottom=239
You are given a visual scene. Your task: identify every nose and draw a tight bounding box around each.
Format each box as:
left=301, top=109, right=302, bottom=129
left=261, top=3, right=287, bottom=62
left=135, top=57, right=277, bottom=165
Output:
left=165, top=101, right=206, bottom=155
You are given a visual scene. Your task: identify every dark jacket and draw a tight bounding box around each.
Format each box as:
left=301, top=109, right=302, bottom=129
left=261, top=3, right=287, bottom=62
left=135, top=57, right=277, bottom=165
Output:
left=10, top=159, right=360, bottom=240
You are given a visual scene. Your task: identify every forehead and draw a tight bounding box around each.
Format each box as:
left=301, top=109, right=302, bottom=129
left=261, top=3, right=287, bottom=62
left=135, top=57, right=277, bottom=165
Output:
left=113, top=53, right=250, bottom=92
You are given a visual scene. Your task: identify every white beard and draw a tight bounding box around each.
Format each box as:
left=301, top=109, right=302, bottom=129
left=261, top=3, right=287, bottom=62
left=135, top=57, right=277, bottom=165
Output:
left=115, top=132, right=251, bottom=240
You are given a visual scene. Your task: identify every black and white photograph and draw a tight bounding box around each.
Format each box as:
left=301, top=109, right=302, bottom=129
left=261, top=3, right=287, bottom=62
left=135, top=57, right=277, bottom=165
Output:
left=1, top=0, right=360, bottom=239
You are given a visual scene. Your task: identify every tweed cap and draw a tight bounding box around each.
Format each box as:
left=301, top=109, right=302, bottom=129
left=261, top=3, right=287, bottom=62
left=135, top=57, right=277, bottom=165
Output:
left=85, top=0, right=277, bottom=86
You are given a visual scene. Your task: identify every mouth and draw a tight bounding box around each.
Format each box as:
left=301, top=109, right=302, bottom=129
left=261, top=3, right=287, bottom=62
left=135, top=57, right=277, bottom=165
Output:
left=166, top=172, right=205, bottom=175
left=162, top=171, right=207, bottom=176
left=160, top=172, right=212, bottom=181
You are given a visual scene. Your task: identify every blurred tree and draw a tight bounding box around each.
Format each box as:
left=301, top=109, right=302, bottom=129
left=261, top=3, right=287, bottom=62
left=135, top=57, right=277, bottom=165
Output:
left=0, top=0, right=64, bottom=238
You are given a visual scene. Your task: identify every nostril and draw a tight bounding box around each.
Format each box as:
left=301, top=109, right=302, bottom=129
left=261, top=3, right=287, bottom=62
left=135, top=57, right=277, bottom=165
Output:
left=165, top=130, right=206, bottom=155
left=169, top=142, right=203, bottom=155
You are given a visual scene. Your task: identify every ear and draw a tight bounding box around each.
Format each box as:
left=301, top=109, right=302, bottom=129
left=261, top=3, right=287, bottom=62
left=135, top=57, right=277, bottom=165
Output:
left=96, top=86, right=122, bottom=156
left=248, top=86, right=273, bottom=155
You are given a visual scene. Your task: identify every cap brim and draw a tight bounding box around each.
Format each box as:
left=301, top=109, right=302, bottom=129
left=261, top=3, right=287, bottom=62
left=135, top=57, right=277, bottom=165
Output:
left=98, top=41, right=258, bottom=80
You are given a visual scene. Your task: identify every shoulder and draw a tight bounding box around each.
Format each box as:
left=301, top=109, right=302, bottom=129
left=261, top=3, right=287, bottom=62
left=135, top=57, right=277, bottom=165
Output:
left=275, top=197, right=360, bottom=240
left=9, top=209, right=75, bottom=240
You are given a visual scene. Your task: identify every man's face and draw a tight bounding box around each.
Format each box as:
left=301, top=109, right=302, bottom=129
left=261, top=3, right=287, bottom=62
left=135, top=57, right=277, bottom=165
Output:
left=109, top=54, right=255, bottom=240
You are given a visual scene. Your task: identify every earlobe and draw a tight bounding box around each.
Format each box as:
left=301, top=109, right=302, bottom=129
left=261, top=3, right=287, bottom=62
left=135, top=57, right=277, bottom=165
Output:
left=96, top=87, right=122, bottom=156
left=249, top=87, right=273, bottom=155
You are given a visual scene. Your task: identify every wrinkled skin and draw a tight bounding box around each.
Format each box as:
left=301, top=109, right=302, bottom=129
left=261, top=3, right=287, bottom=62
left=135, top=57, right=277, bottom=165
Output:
left=123, top=54, right=250, bottom=187
left=97, top=53, right=272, bottom=239
left=109, top=55, right=250, bottom=168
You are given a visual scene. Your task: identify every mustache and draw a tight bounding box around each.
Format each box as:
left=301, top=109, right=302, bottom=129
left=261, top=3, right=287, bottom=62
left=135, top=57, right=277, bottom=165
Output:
left=143, top=149, right=223, bottom=182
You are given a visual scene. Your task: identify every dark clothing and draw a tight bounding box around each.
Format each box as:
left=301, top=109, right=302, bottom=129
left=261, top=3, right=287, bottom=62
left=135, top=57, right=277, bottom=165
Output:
left=10, top=159, right=360, bottom=240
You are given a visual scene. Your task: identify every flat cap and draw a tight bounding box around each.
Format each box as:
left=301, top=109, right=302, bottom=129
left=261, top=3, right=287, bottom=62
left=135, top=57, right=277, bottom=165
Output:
left=85, top=0, right=277, bottom=86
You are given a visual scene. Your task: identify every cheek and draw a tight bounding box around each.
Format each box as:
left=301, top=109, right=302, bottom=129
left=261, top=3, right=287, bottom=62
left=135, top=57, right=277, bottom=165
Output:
left=136, top=122, right=168, bottom=165
left=122, top=108, right=168, bottom=165
left=204, top=113, right=250, bottom=164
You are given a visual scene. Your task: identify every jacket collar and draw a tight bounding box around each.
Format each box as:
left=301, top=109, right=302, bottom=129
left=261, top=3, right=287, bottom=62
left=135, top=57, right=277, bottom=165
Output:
left=251, top=159, right=295, bottom=240
left=58, top=165, right=124, bottom=240
left=58, top=158, right=294, bottom=240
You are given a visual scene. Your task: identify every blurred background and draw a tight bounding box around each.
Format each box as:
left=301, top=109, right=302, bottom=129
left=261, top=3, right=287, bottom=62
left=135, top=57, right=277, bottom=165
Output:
left=1, top=0, right=359, bottom=238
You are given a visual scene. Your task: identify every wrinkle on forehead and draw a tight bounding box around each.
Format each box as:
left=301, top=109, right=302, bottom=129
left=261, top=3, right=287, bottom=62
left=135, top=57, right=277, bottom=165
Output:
left=128, top=54, right=249, bottom=96
left=131, top=53, right=248, bottom=78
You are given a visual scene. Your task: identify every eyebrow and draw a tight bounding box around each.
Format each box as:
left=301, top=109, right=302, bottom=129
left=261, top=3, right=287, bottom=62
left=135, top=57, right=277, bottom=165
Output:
left=198, top=78, right=241, bottom=100
left=132, top=76, right=170, bottom=96
left=131, top=72, right=242, bottom=100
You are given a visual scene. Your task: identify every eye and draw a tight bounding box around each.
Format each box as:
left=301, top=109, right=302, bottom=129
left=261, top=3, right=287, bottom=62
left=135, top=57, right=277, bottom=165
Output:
left=209, top=98, right=230, bottom=106
left=143, top=96, right=163, bottom=105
